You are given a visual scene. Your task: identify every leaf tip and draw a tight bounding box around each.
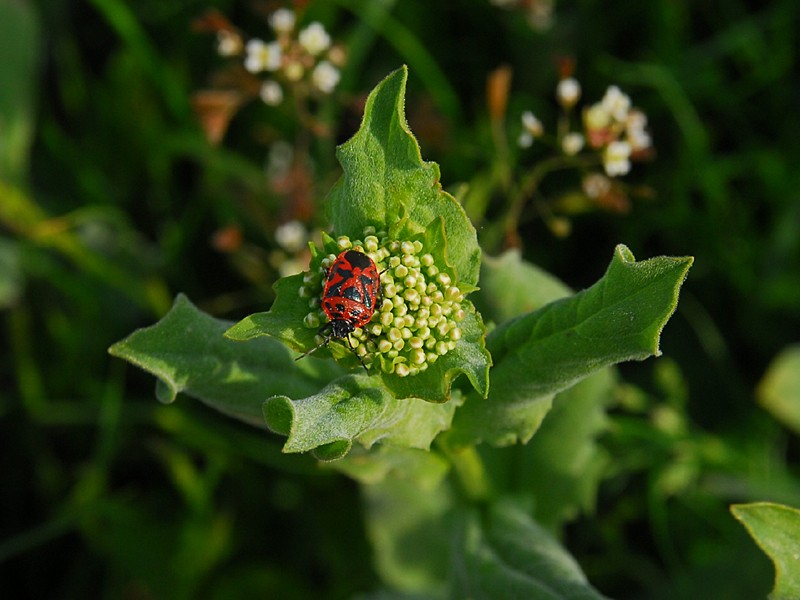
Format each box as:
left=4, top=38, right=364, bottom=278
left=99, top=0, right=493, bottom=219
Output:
left=263, top=395, right=294, bottom=436
left=155, top=378, right=178, bottom=404
left=107, top=339, right=124, bottom=358
left=311, top=440, right=352, bottom=461
left=614, top=243, right=637, bottom=263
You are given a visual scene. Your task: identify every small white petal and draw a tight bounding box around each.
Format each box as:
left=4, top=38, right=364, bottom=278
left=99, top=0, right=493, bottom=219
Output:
left=298, top=22, right=331, bottom=56
left=518, top=131, right=534, bottom=148
left=601, top=85, right=631, bottom=122
left=244, top=39, right=264, bottom=73
left=582, top=172, right=612, bottom=198
left=521, top=110, right=544, bottom=136
left=244, top=39, right=282, bottom=73
left=561, top=132, right=585, bottom=155
left=283, top=61, right=304, bottom=81
left=259, top=80, right=283, bottom=105
left=311, top=61, right=340, bottom=93
left=275, top=221, right=308, bottom=252
left=216, top=30, right=242, bottom=56
left=584, top=103, right=611, bottom=130
left=270, top=8, right=296, bottom=34
left=556, top=77, right=581, bottom=107
left=603, top=141, right=632, bottom=176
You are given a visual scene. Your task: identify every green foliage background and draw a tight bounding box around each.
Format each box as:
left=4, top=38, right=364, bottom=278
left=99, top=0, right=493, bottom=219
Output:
left=2, top=0, right=800, bottom=598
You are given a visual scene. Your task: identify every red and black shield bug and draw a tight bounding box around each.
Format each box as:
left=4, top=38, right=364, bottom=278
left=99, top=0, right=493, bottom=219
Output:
left=296, top=249, right=381, bottom=371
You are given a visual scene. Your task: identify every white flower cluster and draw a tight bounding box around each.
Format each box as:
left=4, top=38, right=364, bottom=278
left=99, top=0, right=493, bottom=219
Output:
left=584, top=85, right=652, bottom=176
left=216, top=8, right=344, bottom=105
left=300, top=229, right=466, bottom=377
left=518, top=79, right=652, bottom=178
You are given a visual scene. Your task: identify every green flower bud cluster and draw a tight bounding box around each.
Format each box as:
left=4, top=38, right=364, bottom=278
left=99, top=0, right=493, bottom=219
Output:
left=299, top=227, right=466, bottom=376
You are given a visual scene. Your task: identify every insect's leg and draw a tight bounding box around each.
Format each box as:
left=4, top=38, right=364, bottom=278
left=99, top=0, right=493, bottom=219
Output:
left=345, top=334, right=370, bottom=373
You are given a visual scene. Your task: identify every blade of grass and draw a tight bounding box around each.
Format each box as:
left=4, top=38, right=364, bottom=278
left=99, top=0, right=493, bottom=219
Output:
left=333, top=0, right=461, bottom=122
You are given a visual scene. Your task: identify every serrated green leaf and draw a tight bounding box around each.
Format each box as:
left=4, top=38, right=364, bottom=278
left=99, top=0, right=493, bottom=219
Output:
left=224, top=273, right=317, bottom=351
left=263, top=373, right=457, bottom=460
left=450, top=391, right=555, bottom=449
left=224, top=266, right=362, bottom=370
left=328, top=66, right=480, bottom=289
left=757, top=344, right=800, bottom=434
left=731, top=502, right=800, bottom=600
left=109, top=294, right=342, bottom=427
left=451, top=244, right=692, bottom=446
left=489, top=244, right=693, bottom=383
left=451, top=502, right=609, bottom=599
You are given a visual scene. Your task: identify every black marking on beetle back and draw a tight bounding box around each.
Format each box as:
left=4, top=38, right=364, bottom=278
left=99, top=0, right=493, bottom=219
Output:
left=344, top=250, right=373, bottom=269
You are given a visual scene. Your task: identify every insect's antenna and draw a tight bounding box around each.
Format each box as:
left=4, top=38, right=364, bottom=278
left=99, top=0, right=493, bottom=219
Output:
left=294, top=341, right=327, bottom=362
left=295, top=324, right=332, bottom=362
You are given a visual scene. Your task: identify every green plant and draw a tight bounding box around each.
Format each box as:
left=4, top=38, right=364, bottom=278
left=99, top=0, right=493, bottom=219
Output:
left=732, top=502, right=800, bottom=600
left=110, top=66, right=694, bottom=596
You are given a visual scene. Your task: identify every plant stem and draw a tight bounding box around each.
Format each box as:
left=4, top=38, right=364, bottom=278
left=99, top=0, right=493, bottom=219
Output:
left=440, top=442, right=492, bottom=503
left=503, top=153, right=598, bottom=246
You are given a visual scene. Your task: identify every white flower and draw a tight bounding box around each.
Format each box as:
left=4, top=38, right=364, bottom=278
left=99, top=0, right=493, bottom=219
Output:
left=600, top=85, right=631, bottom=122
left=216, top=30, right=242, bottom=56
left=627, top=127, right=651, bottom=152
left=521, top=110, right=544, bottom=137
left=518, top=131, right=534, bottom=148
left=270, top=8, right=296, bottom=34
left=582, top=172, right=612, bottom=198
left=561, top=132, right=584, bottom=156
left=603, top=140, right=632, bottom=176
left=275, top=220, right=308, bottom=253
left=584, top=103, right=611, bottom=130
left=244, top=39, right=282, bottom=73
left=626, top=108, right=648, bottom=131
left=311, top=61, right=340, bottom=93
left=625, top=109, right=652, bottom=151
left=327, top=44, right=347, bottom=67
left=298, top=22, right=331, bottom=56
left=527, top=0, right=554, bottom=31
left=283, top=61, right=304, bottom=82
left=259, top=80, right=283, bottom=106
left=556, top=77, right=581, bottom=108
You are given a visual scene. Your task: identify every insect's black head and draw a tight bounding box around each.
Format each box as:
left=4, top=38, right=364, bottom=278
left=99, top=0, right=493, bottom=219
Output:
left=329, top=319, right=355, bottom=338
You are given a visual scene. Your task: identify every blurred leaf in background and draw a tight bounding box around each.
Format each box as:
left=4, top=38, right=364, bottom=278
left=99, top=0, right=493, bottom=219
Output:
left=758, top=344, right=800, bottom=435
left=0, top=0, right=39, bottom=185
left=732, top=502, right=800, bottom=600
left=0, top=0, right=38, bottom=310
